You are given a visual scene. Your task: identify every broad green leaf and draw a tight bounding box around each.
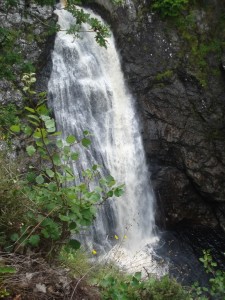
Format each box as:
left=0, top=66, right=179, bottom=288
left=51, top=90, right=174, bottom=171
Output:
left=28, top=234, right=40, bottom=246
left=38, top=91, right=47, bottom=98
left=37, top=147, right=47, bottom=157
left=26, top=145, right=36, bottom=156
left=47, top=127, right=56, bottom=133
left=41, top=229, right=50, bottom=239
left=46, top=169, right=54, bottom=178
left=131, top=277, right=139, bottom=287
left=59, top=214, right=70, bottom=222
left=36, top=175, right=44, bottom=184
left=23, top=86, right=29, bottom=92
left=36, top=141, right=43, bottom=147
left=66, top=135, right=76, bottom=144
left=10, top=233, right=19, bottom=242
left=89, top=192, right=101, bottom=202
left=28, top=120, right=39, bottom=126
left=33, top=129, right=42, bottom=139
left=26, top=172, right=36, bottom=183
left=81, top=138, right=91, bottom=147
left=71, top=152, right=79, bottom=161
left=68, top=239, right=81, bottom=250
left=27, top=114, right=40, bottom=122
left=92, top=164, right=98, bottom=171
left=106, top=175, right=116, bottom=187
left=107, top=190, right=113, bottom=197
left=83, top=130, right=89, bottom=135
left=45, top=119, right=55, bottom=129
left=90, top=206, right=97, bottom=215
left=64, top=166, right=74, bottom=176
left=40, top=115, right=50, bottom=121
left=10, top=125, right=20, bottom=133
left=69, top=222, right=77, bottom=230
left=25, top=106, right=35, bottom=113
left=134, top=272, right=141, bottom=281
left=47, top=182, right=57, bottom=191
left=63, top=146, right=70, bottom=155
left=23, top=125, right=32, bottom=135
left=114, top=187, right=124, bottom=197
left=53, top=153, right=61, bottom=166
left=37, top=104, right=49, bottom=115
left=50, top=131, right=62, bottom=136
left=56, top=140, right=63, bottom=148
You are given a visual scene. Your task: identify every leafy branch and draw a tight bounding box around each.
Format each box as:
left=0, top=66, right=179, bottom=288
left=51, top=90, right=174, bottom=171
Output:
left=9, top=73, right=124, bottom=255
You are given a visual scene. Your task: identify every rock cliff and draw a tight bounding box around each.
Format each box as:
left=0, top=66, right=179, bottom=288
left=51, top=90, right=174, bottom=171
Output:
left=1, top=0, right=225, bottom=232
left=91, top=0, right=225, bottom=230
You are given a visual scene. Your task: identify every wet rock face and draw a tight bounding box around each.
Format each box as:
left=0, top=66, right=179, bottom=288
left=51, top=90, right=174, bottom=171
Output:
left=94, top=0, right=225, bottom=229
left=0, top=1, right=55, bottom=106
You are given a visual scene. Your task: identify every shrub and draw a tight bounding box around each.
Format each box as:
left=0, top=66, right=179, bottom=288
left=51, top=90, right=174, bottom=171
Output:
left=191, top=250, right=225, bottom=299
left=7, top=73, right=124, bottom=256
left=151, top=0, right=189, bottom=17
left=99, top=272, right=190, bottom=300
left=0, top=153, right=30, bottom=250
left=0, top=103, right=19, bottom=142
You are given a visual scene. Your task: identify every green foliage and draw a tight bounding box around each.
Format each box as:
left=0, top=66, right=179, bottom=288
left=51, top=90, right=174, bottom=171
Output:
left=0, top=266, right=16, bottom=274
left=0, top=288, right=10, bottom=298
left=6, top=73, right=124, bottom=254
left=66, top=5, right=110, bottom=48
left=0, top=103, right=19, bottom=142
left=59, top=248, right=190, bottom=300
left=151, top=0, right=189, bottom=17
left=0, top=153, right=31, bottom=250
left=170, top=5, right=225, bottom=86
left=155, top=70, right=173, bottom=81
left=59, top=247, right=91, bottom=278
left=0, top=0, right=113, bottom=83
left=99, top=272, right=190, bottom=300
left=191, top=250, right=225, bottom=300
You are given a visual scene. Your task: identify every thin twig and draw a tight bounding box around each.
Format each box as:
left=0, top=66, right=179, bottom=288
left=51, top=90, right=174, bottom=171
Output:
left=70, top=264, right=96, bottom=300
left=14, top=206, right=59, bottom=252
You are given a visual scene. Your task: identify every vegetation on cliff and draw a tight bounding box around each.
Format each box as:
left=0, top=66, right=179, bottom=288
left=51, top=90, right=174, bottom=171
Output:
left=0, top=0, right=225, bottom=299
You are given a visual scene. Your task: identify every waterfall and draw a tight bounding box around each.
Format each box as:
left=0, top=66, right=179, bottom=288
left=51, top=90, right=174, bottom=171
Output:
left=48, top=7, right=158, bottom=268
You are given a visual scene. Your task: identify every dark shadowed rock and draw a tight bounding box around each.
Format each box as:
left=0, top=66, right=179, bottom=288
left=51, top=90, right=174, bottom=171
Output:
left=91, top=0, right=225, bottom=230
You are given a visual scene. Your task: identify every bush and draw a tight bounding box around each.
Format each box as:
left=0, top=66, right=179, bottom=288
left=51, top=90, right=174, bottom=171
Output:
left=151, top=0, right=189, bottom=17
left=99, top=272, right=190, bottom=300
left=0, top=153, right=30, bottom=250
left=0, top=103, right=19, bottom=142
left=191, top=250, right=225, bottom=299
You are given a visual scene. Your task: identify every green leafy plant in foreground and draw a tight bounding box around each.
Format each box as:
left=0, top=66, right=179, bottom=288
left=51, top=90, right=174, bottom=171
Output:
left=191, top=250, right=225, bottom=300
left=99, top=272, right=190, bottom=300
left=8, top=73, right=124, bottom=255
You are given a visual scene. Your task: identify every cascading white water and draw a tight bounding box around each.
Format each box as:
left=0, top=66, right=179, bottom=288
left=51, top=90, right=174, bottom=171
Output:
left=48, top=7, right=159, bottom=270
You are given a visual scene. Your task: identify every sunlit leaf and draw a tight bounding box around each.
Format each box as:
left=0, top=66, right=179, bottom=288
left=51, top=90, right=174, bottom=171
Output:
left=36, top=175, right=44, bottom=184
left=26, top=145, right=36, bottom=156
left=81, top=138, right=91, bottom=147
left=66, top=135, right=76, bottom=144
left=10, top=125, right=20, bottom=133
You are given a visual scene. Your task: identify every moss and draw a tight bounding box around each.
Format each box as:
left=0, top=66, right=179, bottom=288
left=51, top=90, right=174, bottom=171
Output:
left=173, top=7, right=225, bottom=86
left=153, top=83, right=166, bottom=88
left=155, top=69, right=174, bottom=81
